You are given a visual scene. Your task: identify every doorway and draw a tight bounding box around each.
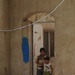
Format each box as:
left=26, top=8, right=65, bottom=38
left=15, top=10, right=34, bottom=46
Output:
left=28, top=13, right=55, bottom=75
left=44, top=30, right=55, bottom=57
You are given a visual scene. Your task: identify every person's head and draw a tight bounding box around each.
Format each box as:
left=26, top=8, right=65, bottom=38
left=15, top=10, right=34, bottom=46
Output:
left=40, top=48, right=46, bottom=56
left=44, top=56, right=50, bottom=64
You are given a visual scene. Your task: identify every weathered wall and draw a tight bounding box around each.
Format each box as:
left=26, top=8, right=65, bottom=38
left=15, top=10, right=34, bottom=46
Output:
left=54, top=0, right=75, bottom=75
left=0, top=0, right=74, bottom=75
left=9, top=0, right=59, bottom=75
left=0, top=0, right=9, bottom=75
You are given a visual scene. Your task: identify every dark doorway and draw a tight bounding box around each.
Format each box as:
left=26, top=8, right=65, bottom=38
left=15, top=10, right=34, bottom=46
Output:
left=44, top=30, right=55, bottom=57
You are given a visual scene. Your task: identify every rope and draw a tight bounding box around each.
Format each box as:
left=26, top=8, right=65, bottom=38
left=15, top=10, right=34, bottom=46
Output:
left=0, top=0, right=64, bottom=32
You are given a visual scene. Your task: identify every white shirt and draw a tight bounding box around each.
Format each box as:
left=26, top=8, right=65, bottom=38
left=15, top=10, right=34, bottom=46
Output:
left=44, top=63, right=51, bottom=72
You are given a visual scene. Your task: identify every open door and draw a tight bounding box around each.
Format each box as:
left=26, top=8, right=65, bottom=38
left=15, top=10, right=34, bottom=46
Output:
left=33, top=24, right=43, bottom=75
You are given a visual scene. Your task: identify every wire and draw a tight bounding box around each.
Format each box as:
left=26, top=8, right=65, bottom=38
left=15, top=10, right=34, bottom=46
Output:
left=0, top=0, right=64, bottom=32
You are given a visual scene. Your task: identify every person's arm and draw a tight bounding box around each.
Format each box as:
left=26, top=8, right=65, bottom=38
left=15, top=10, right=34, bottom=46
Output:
left=35, top=56, right=44, bottom=65
left=50, top=65, right=53, bottom=74
left=35, top=56, right=38, bottom=64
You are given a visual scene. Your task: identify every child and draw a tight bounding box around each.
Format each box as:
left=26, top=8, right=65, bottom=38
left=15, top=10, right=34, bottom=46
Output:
left=35, top=48, right=46, bottom=75
left=43, top=56, right=53, bottom=75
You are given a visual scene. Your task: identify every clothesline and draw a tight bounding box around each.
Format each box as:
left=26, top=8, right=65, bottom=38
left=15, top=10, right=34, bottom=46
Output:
left=0, top=0, right=64, bottom=32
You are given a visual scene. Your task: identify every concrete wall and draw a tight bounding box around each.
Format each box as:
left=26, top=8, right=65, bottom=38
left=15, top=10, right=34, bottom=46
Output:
left=0, top=0, right=9, bottom=75
left=11, top=0, right=75, bottom=75
left=54, top=0, right=75, bottom=75
left=0, top=0, right=75, bottom=75
left=9, top=0, right=75, bottom=75
left=9, top=0, right=57, bottom=75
